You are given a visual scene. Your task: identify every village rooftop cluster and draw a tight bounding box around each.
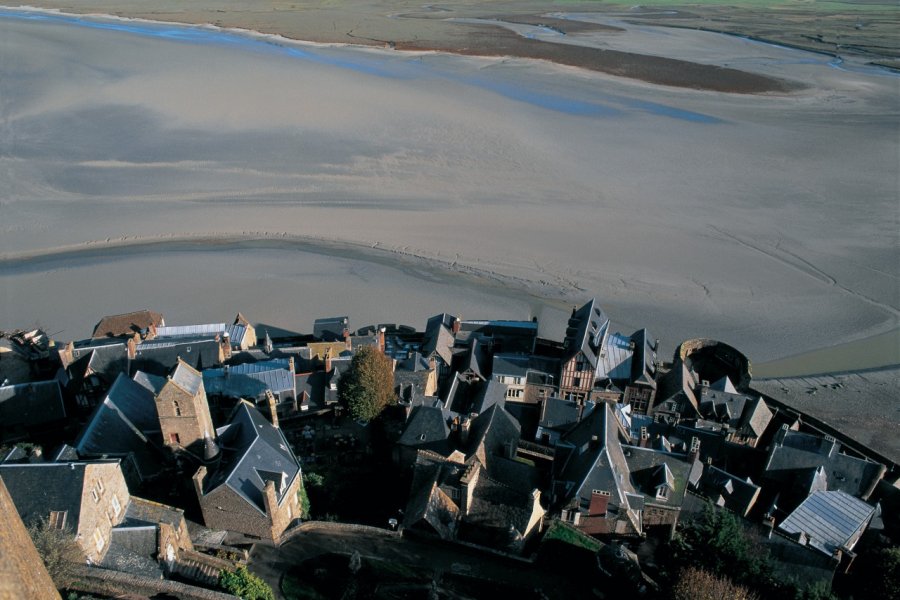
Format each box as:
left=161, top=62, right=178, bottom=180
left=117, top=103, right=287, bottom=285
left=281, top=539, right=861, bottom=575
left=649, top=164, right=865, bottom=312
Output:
left=0, top=300, right=896, bottom=598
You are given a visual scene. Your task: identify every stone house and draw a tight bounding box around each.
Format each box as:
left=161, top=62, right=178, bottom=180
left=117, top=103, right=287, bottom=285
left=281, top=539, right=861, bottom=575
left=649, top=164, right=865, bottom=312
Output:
left=193, top=401, right=302, bottom=543
left=155, top=360, right=217, bottom=457
left=0, top=459, right=131, bottom=564
left=552, top=404, right=693, bottom=538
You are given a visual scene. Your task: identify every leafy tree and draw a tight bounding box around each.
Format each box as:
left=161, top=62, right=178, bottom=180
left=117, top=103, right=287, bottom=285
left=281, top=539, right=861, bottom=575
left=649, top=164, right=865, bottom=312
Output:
left=672, top=567, right=759, bottom=600
left=670, top=503, right=770, bottom=588
left=794, top=581, right=837, bottom=600
left=298, top=479, right=311, bottom=517
left=218, top=566, right=274, bottom=600
left=338, top=345, right=395, bottom=421
left=847, top=546, right=900, bottom=600
left=28, top=518, right=82, bottom=588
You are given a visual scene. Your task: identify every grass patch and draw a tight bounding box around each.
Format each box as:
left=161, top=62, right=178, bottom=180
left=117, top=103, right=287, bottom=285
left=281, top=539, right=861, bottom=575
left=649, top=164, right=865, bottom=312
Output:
left=542, top=520, right=603, bottom=553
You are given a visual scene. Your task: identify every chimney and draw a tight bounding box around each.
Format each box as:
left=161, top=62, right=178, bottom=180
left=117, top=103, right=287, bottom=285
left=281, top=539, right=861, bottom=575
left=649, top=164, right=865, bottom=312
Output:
left=127, top=337, right=137, bottom=360
left=343, top=328, right=351, bottom=350
left=763, top=515, right=775, bottom=539
left=220, top=332, right=232, bottom=359
left=689, top=436, right=701, bottom=462
left=451, top=318, right=461, bottom=335
left=265, top=389, right=279, bottom=429
left=589, top=490, right=610, bottom=516
left=377, top=327, right=386, bottom=353
left=148, top=322, right=157, bottom=340
left=262, top=480, right=278, bottom=536
left=640, top=427, right=650, bottom=448
left=192, top=466, right=207, bottom=501
left=324, top=350, right=332, bottom=374
left=288, top=356, right=295, bottom=373
left=460, top=417, right=471, bottom=445
left=459, top=463, right=480, bottom=514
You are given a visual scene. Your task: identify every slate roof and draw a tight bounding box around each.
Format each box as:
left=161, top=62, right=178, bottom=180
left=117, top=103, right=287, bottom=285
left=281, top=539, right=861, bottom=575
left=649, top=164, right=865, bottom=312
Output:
left=629, top=328, right=657, bottom=387
left=313, top=317, right=349, bottom=342
left=0, top=462, right=99, bottom=531
left=778, top=490, right=875, bottom=556
left=561, top=299, right=609, bottom=369
left=0, top=380, right=66, bottom=429
left=471, top=380, right=508, bottom=415
left=654, top=363, right=700, bottom=418
left=422, top=314, right=456, bottom=366
left=625, top=446, right=692, bottom=508
left=492, top=354, right=528, bottom=378
left=467, top=404, right=521, bottom=469
left=92, top=310, right=164, bottom=339
left=204, top=402, right=301, bottom=514
left=453, top=338, right=490, bottom=381
left=694, top=464, right=761, bottom=517
left=74, top=373, right=165, bottom=479
left=554, top=404, right=641, bottom=534
left=539, top=397, right=593, bottom=433
left=764, top=428, right=884, bottom=498
left=698, top=387, right=772, bottom=438
left=397, top=405, right=452, bottom=456
left=710, top=376, right=738, bottom=394
left=131, top=337, right=221, bottom=377
left=65, top=341, right=129, bottom=387
left=456, top=319, right=538, bottom=354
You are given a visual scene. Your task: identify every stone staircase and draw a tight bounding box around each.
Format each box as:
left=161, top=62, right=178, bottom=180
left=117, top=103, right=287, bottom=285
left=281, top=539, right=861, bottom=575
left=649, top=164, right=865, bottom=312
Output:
left=172, top=549, right=239, bottom=586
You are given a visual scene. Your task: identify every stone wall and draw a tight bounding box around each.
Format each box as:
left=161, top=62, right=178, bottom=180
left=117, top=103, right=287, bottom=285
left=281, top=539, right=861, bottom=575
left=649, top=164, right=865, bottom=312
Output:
left=69, top=566, right=237, bottom=600
left=0, top=476, right=61, bottom=600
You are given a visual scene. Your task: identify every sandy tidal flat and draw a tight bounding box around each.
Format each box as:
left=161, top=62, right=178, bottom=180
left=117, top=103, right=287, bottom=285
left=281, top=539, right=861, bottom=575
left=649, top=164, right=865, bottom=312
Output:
left=0, top=8, right=898, bottom=369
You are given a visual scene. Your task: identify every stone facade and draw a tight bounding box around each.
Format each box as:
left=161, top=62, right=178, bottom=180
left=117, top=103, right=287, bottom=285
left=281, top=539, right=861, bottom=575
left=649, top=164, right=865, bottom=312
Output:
left=78, top=462, right=131, bottom=564
left=193, top=466, right=301, bottom=543
left=156, top=363, right=216, bottom=453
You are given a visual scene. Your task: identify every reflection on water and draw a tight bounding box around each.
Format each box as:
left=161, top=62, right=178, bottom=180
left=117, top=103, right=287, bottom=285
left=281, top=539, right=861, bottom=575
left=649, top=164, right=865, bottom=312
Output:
left=755, top=328, right=900, bottom=378
left=0, top=8, right=722, bottom=122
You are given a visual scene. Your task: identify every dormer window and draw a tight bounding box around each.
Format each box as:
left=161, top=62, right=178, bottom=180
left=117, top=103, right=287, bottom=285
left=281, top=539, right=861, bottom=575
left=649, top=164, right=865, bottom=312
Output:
left=656, top=486, right=669, bottom=500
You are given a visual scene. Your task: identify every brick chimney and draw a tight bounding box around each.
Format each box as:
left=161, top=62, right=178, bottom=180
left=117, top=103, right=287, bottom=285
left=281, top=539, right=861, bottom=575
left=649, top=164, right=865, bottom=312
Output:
left=688, top=436, right=701, bottom=462
left=589, top=490, right=610, bottom=516
left=288, top=356, right=295, bottom=373
left=640, top=427, right=650, bottom=448
left=324, top=350, right=332, bottom=374
left=220, top=332, right=232, bottom=359
left=192, top=466, right=207, bottom=501
left=343, top=328, right=351, bottom=351
left=265, top=390, right=279, bottom=429
left=459, top=463, right=480, bottom=514
left=459, top=417, right=471, bottom=445
left=127, top=337, right=137, bottom=360
left=262, top=479, right=279, bottom=540
left=377, top=327, right=386, bottom=353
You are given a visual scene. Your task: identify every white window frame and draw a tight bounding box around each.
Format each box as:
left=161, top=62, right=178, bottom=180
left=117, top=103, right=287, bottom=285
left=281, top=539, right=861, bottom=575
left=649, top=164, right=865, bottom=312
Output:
left=111, top=494, right=121, bottom=518
left=93, top=529, right=105, bottom=552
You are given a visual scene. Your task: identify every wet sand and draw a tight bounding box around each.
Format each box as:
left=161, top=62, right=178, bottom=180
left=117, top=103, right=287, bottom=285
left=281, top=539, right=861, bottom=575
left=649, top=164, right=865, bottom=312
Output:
left=0, top=7, right=898, bottom=373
